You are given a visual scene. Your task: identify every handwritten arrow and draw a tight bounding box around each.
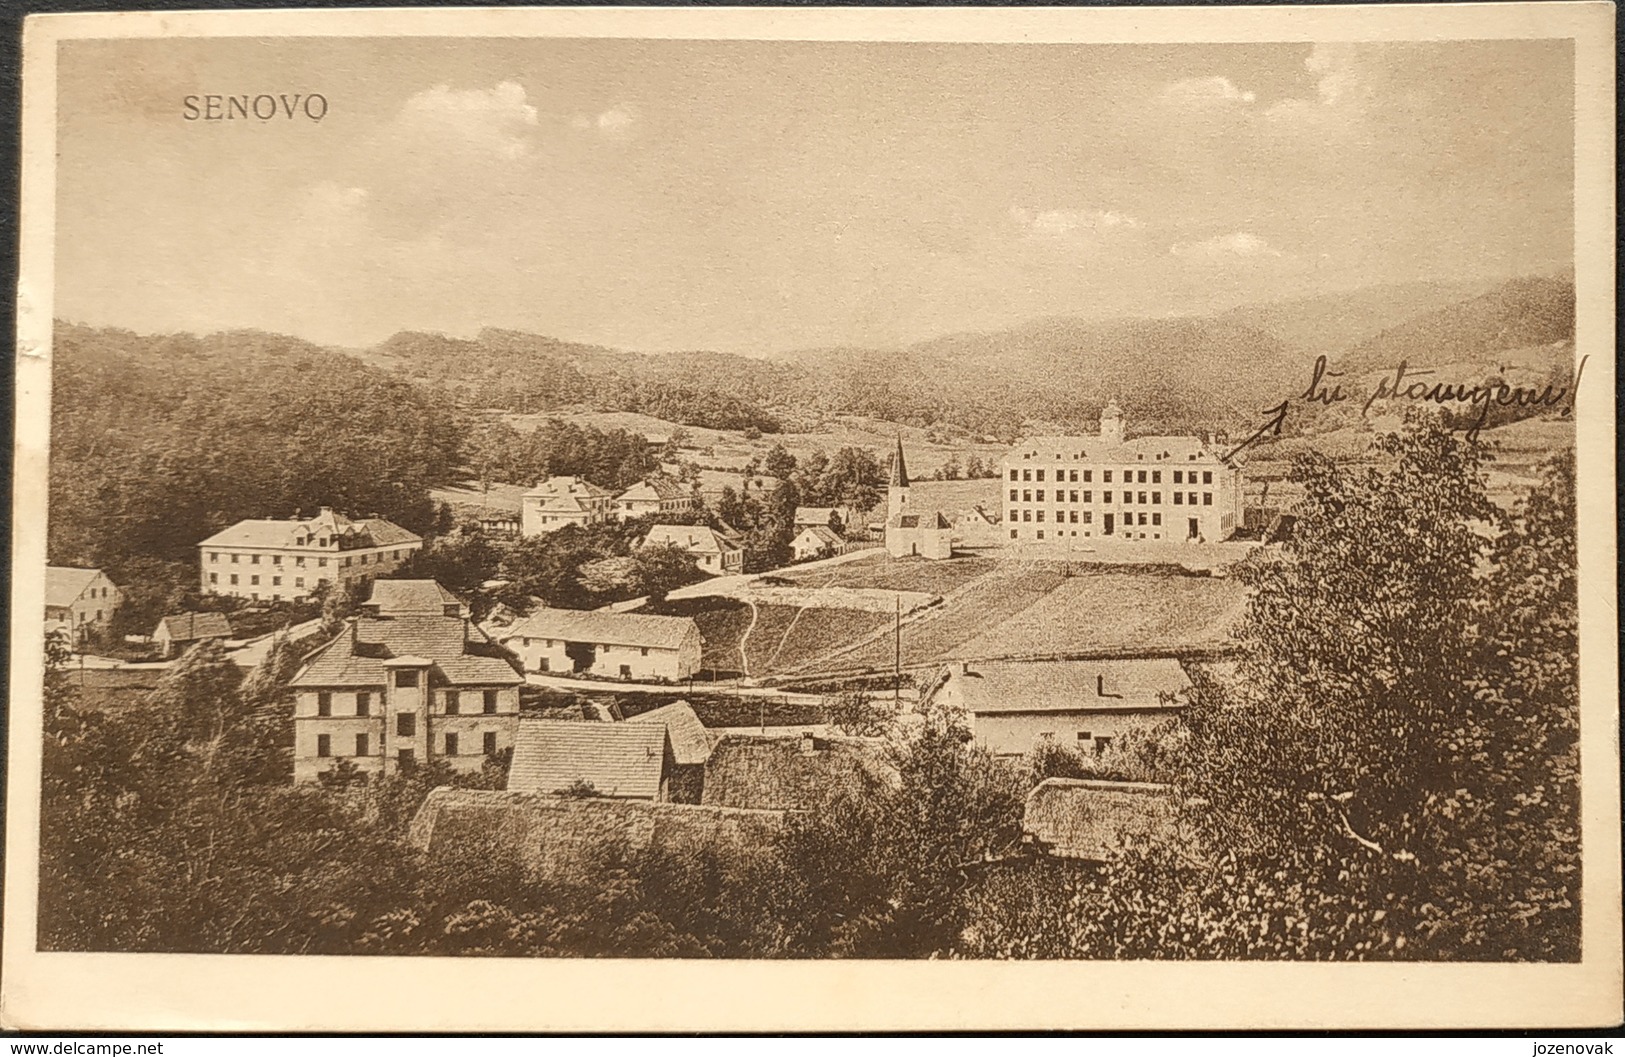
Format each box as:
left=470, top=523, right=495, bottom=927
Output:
left=1222, top=400, right=1290, bottom=463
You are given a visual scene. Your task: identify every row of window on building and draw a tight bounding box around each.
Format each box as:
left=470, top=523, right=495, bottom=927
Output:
left=314, top=688, right=502, bottom=717
left=314, top=730, right=500, bottom=758
left=1009, top=468, right=1215, bottom=485
left=208, top=549, right=409, bottom=568
left=1014, top=510, right=1172, bottom=526
left=209, top=573, right=310, bottom=589
left=1009, top=489, right=1214, bottom=507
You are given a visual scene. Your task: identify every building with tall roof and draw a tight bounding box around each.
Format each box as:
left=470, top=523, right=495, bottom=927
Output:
left=640, top=523, right=743, bottom=576
left=520, top=476, right=615, bottom=536
left=927, top=658, right=1190, bottom=758
left=615, top=474, right=698, bottom=518
left=287, top=580, right=524, bottom=783
left=882, top=437, right=953, bottom=559
left=497, top=607, right=703, bottom=682
left=45, top=566, right=122, bottom=645
left=507, top=719, right=676, bottom=800
left=198, top=508, right=422, bottom=603
left=1001, top=404, right=1243, bottom=545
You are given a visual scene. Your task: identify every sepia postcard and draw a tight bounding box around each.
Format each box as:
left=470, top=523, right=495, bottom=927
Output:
left=5, top=3, right=1620, bottom=1033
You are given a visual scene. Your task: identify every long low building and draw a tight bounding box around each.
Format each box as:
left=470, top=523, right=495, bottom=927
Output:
left=498, top=607, right=703, bottom=682
left=928, top=658, right=1190, bottom=758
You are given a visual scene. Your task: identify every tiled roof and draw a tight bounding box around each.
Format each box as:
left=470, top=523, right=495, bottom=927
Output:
left=1022, top=778, right=1179, bottom=861
left=366, top=579, right=465, bottom=615
left=626, top=701, right=711, bottom=766
left=643, top=524, right=739, bottom=555
left=618, top=475, right=689, bottom=502
left=1008, top=434, right=1219, bottom=464
left=197, top=510, right=421, bottom=550
left=500, top=607, right=698, bottom=651
left=507, top=720, right=670, bottom=798
left=523, top=476, right=613, bottom=500
left=795, top=525, right=843, bottom=547
left=885, top=511, right=951, bottom=530
left=950, top=659, right=1190, bottom=715
left=45, top=566, right=105, bottom=609
left=155, top=611, right=234, bottom=642
left=290, top=614, right=523, bottom=689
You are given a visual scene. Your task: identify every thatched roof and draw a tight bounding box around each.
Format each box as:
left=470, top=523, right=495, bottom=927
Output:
left=626, top=701, right=711, bottom=766
left=1021, top=778, right=1179, bottom=861
left=701, top=732, right=899, bottom=812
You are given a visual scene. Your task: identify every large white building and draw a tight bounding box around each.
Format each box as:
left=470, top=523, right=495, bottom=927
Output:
left=615, top=475, right=698, bottom=518
left=1001, top=404, right=1242, bottom=545
left=198, top=508, right=421, bottom=603
left=520, top=476, right=615, bottom=536
left=45, top=566, right=122, bottom=645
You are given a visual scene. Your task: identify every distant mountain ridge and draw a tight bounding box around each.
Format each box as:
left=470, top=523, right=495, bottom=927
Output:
left=57, top=271, right=1575, bottom=443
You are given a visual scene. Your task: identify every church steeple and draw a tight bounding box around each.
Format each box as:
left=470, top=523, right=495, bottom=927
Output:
left=887, top=436, right=910, bottom=522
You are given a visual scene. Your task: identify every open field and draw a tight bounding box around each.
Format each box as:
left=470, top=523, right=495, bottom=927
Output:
left=778, top=552, right=1000, bottom=596
left=642, top=596, right=890, bottom=678
left=956, top=569, right=1247, bottom=658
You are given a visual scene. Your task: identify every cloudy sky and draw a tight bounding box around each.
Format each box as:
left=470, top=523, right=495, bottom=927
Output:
left=54, top=37, right=1573, bottom=353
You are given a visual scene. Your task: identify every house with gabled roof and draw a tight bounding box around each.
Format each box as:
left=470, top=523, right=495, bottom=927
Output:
left=497, top=607, right=702, bottom=682
left=287, top=580, right=524, bottom=783
left=45, top=566, right=122, bottom=645
left=1021, top=778, right=1182, bottom=862
left=615, top=474, right=697, bottom=518
left=791, top=524, right=844, bottom=562
left=198, top=507, right=422, bottom=604
left=640, top=523, right=743, bottom=576
left=701, top=731, right=899, bottom=812
left=627, top=700, right=711, bottom=802
left=928, top=658, right=1189, bottom=758
left=520, top=476, right=615, bottom=536
left=507, top=719, right=675, bottom=800
left=152, top=611, right=235, bottom=658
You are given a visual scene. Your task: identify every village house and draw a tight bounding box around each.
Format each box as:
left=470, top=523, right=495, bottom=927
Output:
left=45, top=566, right=122, bottom=645
left=507, top=719, right=676, bottom=800
left=928, top=658, right=1190, bottom=758
left=286, top=579, right=523, bottom=784
left=794, top=506, right=854, bottom=533
left=641, top=523, right=744, bottom=576
left=626, top=701, right=711, bottom=803
left=198, top=508, right=421, bottom=604
left=363, top=578, right=468, bottom=618
left=520, top=476, right=615, bottom=536
left=477, top=513, right=521, bottom=538
left=1001, top=402, right=1244, bottom=545
left=882, top=437, right=953, bottom=560
left=498, top=607, right=703, bottom=682
left=615, top=474, right=698, bottom=518
left=790, top=524, right=843, bottom=562
left=152, top=611, right=235, bottom=658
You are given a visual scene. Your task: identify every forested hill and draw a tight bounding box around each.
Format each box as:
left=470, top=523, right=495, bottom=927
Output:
left=360, top=272, right=1575, bottom=442
left=48, top=325, right=462, bottom=572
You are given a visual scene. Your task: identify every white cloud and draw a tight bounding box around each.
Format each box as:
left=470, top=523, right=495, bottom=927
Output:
left=1169, top=232, right=1282, bottom=259
left=395, top=81, right=539, bottom=160
left=1011, top=206, right=1139, bottom=239
left=573, top=105, right=636, bottom=136
left=1163, top=75, right=1257, bottom=106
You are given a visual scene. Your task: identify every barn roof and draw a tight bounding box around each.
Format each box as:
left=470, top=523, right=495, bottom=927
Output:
left=501, top=607, right=698, bottom=651
left=507, top=720, right=670, bottom=798
left=701, top=732, right=899, bottom=812
left=1021, top=778, right=1180, bottom=861
left=626, top=701, right=711, bottom=766
left=949, top=659, right=1190, bottom=715
left=154, top=611, right=234, bottom=642
left=45, top=566, right=106, bottom=608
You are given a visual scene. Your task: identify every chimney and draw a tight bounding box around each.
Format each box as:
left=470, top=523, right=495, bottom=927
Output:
left=800, top=731, right=817, bottom=755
